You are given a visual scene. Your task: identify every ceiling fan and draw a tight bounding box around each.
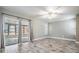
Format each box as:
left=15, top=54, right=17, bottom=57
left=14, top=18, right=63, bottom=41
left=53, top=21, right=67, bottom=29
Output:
left=36, top=6, right=65, bottom=19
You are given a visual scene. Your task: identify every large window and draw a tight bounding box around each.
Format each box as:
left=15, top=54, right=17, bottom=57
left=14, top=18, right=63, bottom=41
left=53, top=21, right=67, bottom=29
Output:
left=3, top=15, right=19, bottom=46
left=3, top=15, right=30, bottom=46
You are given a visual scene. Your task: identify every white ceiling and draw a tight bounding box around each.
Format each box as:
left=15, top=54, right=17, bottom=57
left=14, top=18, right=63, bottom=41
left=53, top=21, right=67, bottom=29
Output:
left=1, top=6, right=79, bottom=23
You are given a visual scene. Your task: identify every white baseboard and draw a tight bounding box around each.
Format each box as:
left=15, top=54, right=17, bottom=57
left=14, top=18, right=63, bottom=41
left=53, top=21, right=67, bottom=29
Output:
left=48, top=36, right=76, bottom=41
left=34, top=36, right=76, bottom=42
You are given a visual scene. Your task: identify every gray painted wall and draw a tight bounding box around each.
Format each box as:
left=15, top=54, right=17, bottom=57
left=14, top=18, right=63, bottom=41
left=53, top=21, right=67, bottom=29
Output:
left=0, top=13, right=1, bottom=48
left=76, top=15, right=79, bottom=42
left=32, top=20, right=48, bottom=39
left=48, top=19, right=76, bottom=39
left=0, top=13, right=4, bottom=48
